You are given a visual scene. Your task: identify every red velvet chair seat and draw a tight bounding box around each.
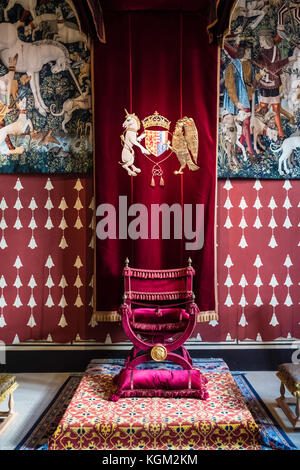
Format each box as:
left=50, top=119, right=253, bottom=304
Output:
left=131, top=307, right=189, bottom=332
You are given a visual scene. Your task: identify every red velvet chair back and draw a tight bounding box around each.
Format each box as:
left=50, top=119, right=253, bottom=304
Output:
left=123, top=265, right=195, bottom=304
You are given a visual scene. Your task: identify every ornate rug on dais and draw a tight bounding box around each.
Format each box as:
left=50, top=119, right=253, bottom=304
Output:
left=48, top=360, right=261, bottom=450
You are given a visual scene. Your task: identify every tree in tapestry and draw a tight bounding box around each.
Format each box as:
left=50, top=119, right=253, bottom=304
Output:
left=0, top=0, right=92, bottom=174
left=218, top=0, right=300, bottom=179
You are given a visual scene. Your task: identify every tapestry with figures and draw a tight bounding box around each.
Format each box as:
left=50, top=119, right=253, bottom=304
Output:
left=0, top=0, right=92, bottom=174
left=218, top=0, right=300, bottom=179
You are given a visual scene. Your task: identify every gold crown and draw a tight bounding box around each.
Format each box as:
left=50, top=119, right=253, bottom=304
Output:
left=142, top=111, right=171, bottom=130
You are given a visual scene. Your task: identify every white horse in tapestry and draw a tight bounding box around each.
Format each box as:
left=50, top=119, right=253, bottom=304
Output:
left=0, top=23, right=71, bottom=116
left=120, top=109, right=150, bottom=176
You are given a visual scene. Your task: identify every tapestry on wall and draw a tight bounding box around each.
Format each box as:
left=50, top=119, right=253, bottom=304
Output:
left=0, top=0, right=92, bottom=174
left=218, top=0, right=300, bottom=179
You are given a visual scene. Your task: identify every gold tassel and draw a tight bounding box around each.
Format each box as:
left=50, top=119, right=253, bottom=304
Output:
left=160, top=176, right=164, bottom=186
left=151, top=175, right=155, bottom=187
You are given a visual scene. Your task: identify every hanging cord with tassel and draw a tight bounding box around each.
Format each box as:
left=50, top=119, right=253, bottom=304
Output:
left=143, top=151, right=172, bottom=187
left=151, top=164, right=164, bottom=187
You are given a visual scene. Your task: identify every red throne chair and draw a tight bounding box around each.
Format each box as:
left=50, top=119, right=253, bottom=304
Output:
left=111, top=258, right=209, bottom=401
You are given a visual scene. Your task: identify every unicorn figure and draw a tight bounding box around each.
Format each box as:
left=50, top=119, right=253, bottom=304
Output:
left=120, top=109, right=150, bottom=176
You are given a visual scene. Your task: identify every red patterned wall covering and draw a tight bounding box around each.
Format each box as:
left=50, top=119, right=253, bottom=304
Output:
left=0, top=175, right=299, bottom=345
left=0, top=175, right=95, bottom=344
left=217, top=178, right=300, bottom=343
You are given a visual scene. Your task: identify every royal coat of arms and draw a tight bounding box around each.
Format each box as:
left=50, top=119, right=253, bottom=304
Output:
left=120, top=110, right=199, bottom=186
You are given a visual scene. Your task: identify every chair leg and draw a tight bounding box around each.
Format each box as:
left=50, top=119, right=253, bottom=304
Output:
left=166, top=352, right=193, bottom=369
left=124, top=347, right=134, bottom=367
left=280, top=382, right=285, bottom=399
left=114, top=347, right=140, bottom=384
left=180, top=346, right=193, bottom=366
left=126, top=351, right=152, bottom=369
left=276, top=382, right=300, bottom=429
left=8, top=392, right=14, bottom=413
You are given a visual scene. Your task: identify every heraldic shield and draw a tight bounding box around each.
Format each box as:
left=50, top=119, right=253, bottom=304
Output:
left=143, top=111, right=171, bottom=157
left=144, top=130, right=169, bottom=157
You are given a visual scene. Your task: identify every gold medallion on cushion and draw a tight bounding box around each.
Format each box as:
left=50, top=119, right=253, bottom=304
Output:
left=151, top=344, right=167, bottom=362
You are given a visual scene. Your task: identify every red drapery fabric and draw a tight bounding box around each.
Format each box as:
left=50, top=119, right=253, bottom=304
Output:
left=93, top=5, right=219, bottom=325
left=70, top=0, right=237, bottom=46
left=70, top=0, right=106, bottom=43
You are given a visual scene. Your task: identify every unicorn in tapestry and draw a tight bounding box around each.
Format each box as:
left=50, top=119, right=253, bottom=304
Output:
left=0, top=22, right=71, bottom=116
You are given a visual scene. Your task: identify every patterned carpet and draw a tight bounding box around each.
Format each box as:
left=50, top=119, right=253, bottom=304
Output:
left=16, top=359, right=297, bottom=451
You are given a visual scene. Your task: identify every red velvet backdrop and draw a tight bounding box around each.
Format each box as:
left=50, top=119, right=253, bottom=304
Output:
left=93, top=5, right=219, bottom=320
left=0, top=177, right=299, bottom=345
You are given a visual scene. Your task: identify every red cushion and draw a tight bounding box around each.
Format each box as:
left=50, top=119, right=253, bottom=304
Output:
left=110, top=368, right=209, bottom=401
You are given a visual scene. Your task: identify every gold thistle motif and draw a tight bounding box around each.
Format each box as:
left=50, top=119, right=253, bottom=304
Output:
left=170, top=117, right=199, bottom=175
left=150, top=344, right=167, bottom=362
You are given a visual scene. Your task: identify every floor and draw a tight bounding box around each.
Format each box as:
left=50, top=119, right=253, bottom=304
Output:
left=0, top=371, right=299, bottom=451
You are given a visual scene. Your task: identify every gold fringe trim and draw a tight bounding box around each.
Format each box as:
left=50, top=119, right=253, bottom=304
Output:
left=92, top=310, right=218, bottom=323
left=0, top=380, right=18, bottom=405
left=129, top=291, right=191, bottom=301
left=196, top=312, right=219, bottom=323
left=93, top=311, right=121, bottom=322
